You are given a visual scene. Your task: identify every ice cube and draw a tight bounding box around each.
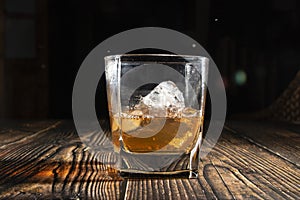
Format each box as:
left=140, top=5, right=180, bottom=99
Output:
left=182, top=107, right=199, bottom=117
left=141, top=81, right=185, bottom=110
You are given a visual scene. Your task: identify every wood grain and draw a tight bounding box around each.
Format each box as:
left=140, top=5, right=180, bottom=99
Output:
left=0, top=121, right=121, bottom=199
left=124, top=128, right=300, bottom=200
left=199, top=130, right=300, bottom=200
left=0, top=120, right=299, bottom=199
left=226, top=120, right=300, bottom=166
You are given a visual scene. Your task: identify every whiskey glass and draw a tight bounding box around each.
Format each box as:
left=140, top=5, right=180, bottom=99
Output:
left=105, top=54, right=209, bottom=178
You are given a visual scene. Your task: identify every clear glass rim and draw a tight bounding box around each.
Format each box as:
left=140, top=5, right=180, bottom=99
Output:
left=104, top=54, right=209, bottom=62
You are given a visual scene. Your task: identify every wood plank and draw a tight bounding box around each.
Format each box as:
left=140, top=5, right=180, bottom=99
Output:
left=0, top=120, right=122, bottom=199
left=124, top=178, right=206, bottom=200
left=0, top=120, right=59, bottom=147
left=226, top=120, right=300, bottom=166
left=123, top=128, right=300, bottom=200
left=0, top=120, right=299, bottom=199
left=0, top=120, right=57, bottom=133
left=198, top=129, right=300, bottom=200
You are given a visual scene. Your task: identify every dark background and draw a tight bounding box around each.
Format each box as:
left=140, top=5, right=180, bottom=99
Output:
left=0, top=0, right=299, bottom=119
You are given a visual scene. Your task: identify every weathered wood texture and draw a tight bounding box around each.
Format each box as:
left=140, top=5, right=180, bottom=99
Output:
left=0, top=120, right=299, bottom=199
left=226, top=120, right=300, bottom=166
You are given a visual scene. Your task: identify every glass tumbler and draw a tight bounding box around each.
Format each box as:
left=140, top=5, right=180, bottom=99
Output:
left=105, top=54, right=209, bottom=178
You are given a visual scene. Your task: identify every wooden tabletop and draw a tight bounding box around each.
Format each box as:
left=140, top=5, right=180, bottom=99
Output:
left=0, top=120, right=299, bottom=199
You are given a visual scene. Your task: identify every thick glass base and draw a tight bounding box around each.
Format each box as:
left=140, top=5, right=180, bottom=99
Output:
left=118, top=145, right=200, bottom=179
left=120, top=169, right=198, bottom=179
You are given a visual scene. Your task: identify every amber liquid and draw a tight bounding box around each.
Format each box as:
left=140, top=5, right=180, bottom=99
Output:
left=110, top=113, right=203, bottom=154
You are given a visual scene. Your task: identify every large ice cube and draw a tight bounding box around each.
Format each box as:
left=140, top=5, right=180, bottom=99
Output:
left=141, top=81, right=185, bottom=109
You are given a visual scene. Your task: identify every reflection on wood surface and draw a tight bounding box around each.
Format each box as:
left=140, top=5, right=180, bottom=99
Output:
left=0, top=120, right=299, bottom=199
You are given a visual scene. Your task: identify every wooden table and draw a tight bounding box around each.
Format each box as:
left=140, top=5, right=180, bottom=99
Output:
left=0, top=120, right=299, bottom=199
